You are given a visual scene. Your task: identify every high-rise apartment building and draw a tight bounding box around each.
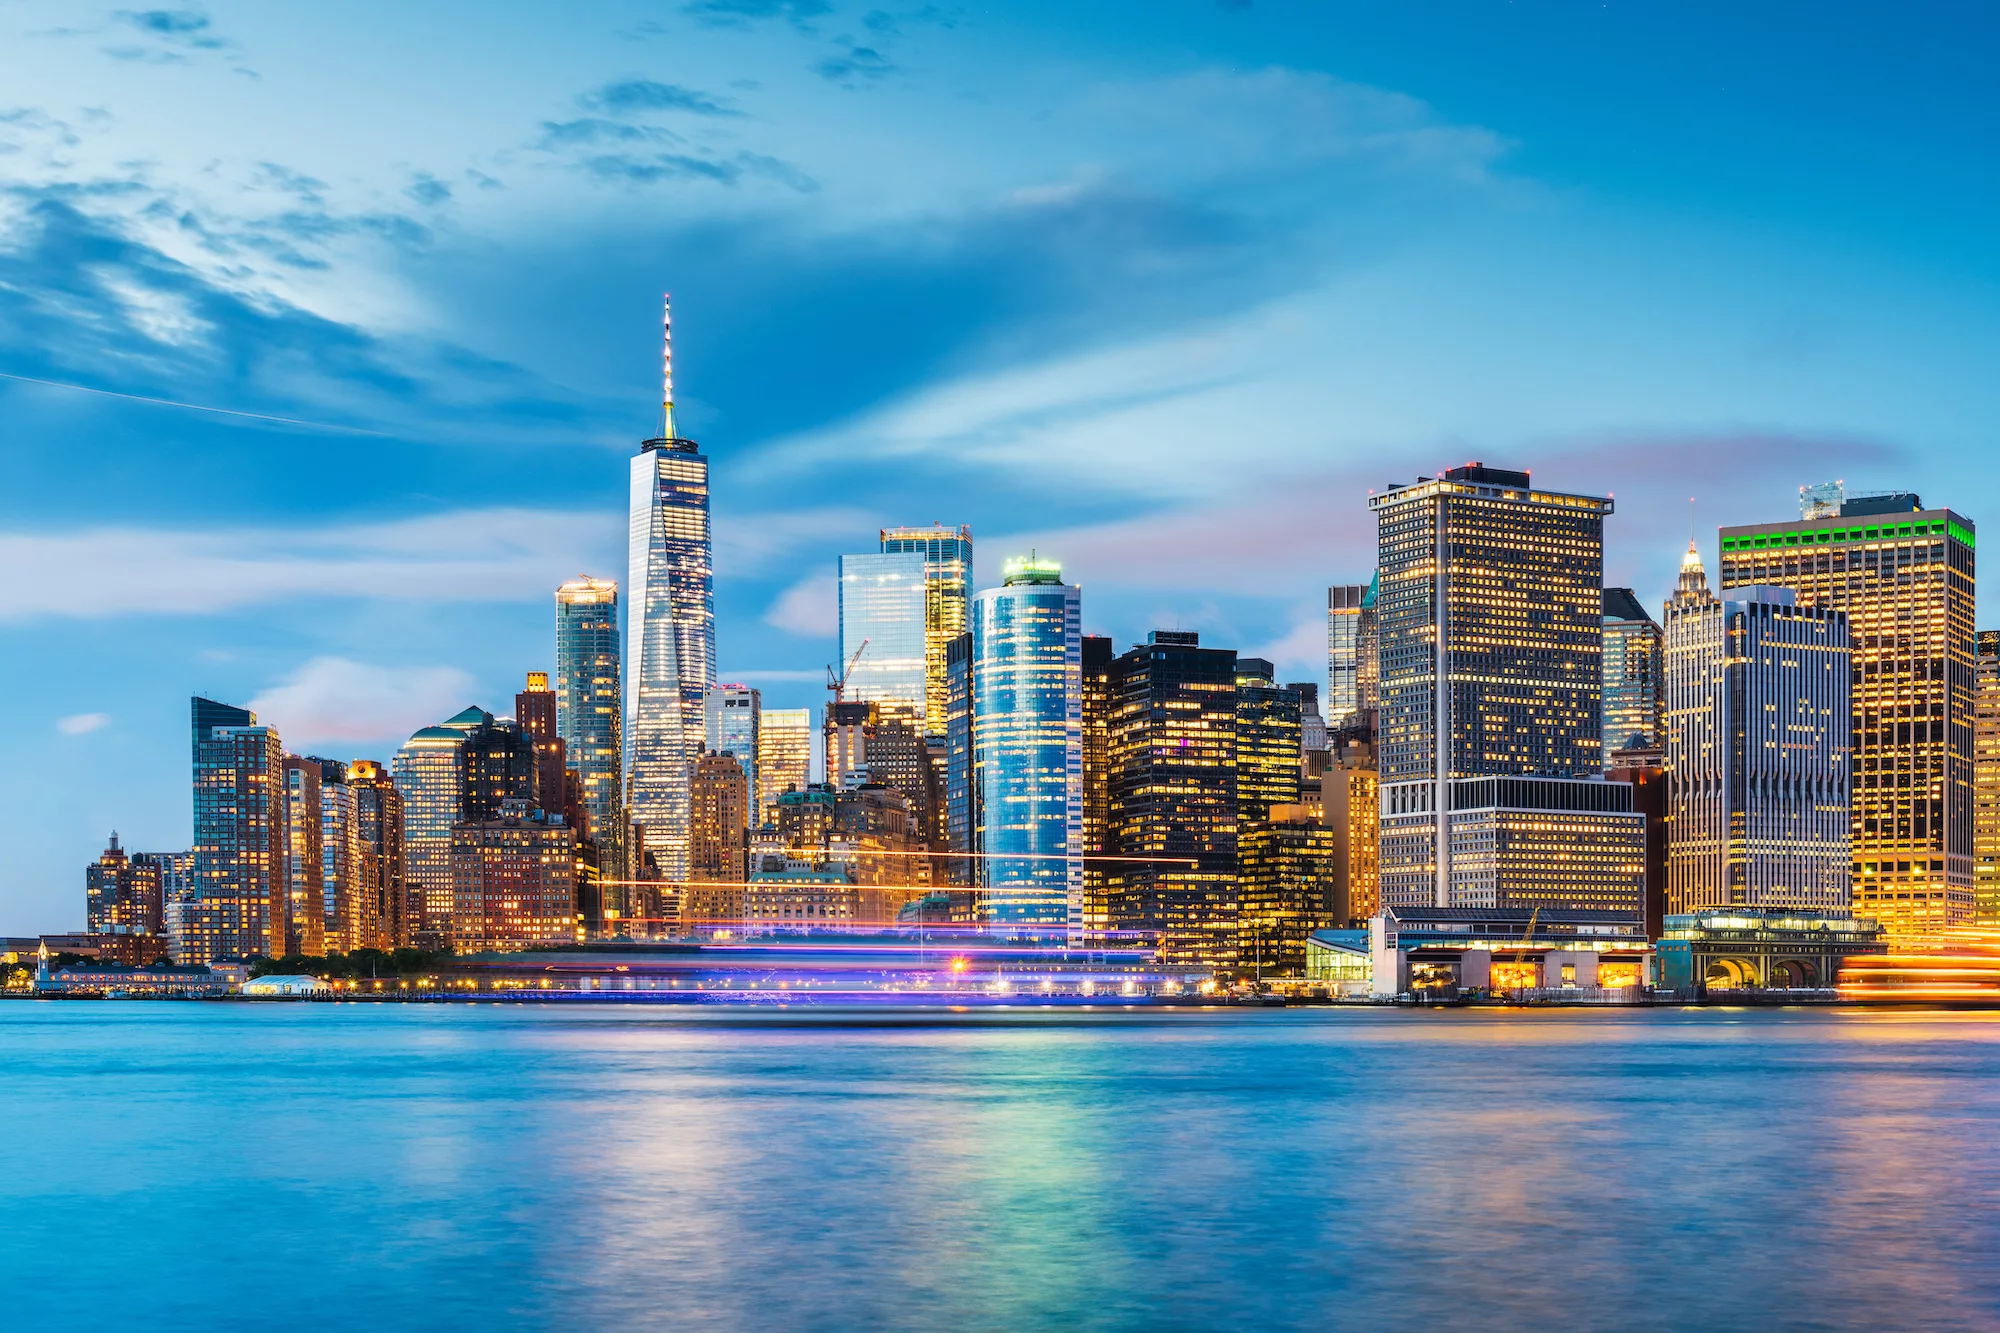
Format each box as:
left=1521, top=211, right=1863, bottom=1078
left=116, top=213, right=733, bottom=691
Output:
left=1104, top=631, right=1240, bottom=965
left=1602, top=587, right=1663, bottom=758
left=449, top=800, right=576, bottom=952
left=516, top=672, right=567, bottom=821
left=704, top=683, right=762, bottom=818
left=1326, top=579, right=1377, bottom=729
left=1719, top=492, right=1977, bottom=931
left=1369, top=464, right=1644, bottom=916
left=349, top=760, right=407, bottom=946
left=556, top=576, right=622, bottom=866
left=1234, top=658, right=1303, bottom=824
left=970, top=555, right=1083, bottom=928
left=191, top=698, right=288, bottom=961
left=1663, top=544, right=1851, bottom=914
left=880, top=524, right=973, bottom=738
left=626, top=296, right=715, bottom=885
left=86, top=833, right=163, bottom=938
left=689, top=751, right=750, bottom=888
left=282, top=756, right=327, bottom=956
left=1977, top=630, right=2000, bottom=923
left=758, top=708, right=813, bottom=821
left=393, top=706, right=533, bottom=945
left=315, top=761, right=373, bottom=952
left=839, top=550, right=929, bottom=727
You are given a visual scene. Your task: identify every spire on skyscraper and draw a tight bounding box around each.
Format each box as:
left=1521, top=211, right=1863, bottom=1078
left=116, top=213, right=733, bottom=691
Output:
left=660, top=292, right=675, bottom=441
left=1674, top=539, right=1712, bottom=607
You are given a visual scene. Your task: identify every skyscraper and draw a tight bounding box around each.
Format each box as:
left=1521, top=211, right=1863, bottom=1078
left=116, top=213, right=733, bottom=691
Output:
left=86, top=833, right=163, bottom=939
left=516, top=672, right=567, bottom=819
left=1370, top=464, right=1644, bottom=915
left=839, top=550, right=929, bottom=726
left=1602, top=587, right=1663, bottom=758
left=1237, top=812, right=1341, bottom=976
left=449, top=800, right=576, bottom=952
left=1105, top=631, right=1240, bottom=965
left=1326, top=581, right=1376, bottom=729
left=1977, top=630, right=2000, bottom=923
left=758, top=708, right=813, bottom=821
left=944, top=632, right=978, bottom=887
left=1080, top=635, right=1115, bottom=934
left=282, top=756, right=326, bottom=956
left=880, top=524, right=973, bottom=739
left=349, top=760, right=408, bottom=946
left=1234, top=658, right=1303, bottom=824
left=1663, top=543, right=1852, bottom=913
left=316, top=760, right=377, bottom=952
left=971, top=555, right=1083, bottom=929
left=626, top=294, right=715, bottom=886
left=704, top=683, right=762, bottom=818
left=556, top=577, right=623, bottom=863
left=191, top=698, right=288, bottom=961
left=393, top=706, right=533, bottom=946
left=688, top=751, right=750, bottom=914
left=1719, top=492, right=1977, bottom=931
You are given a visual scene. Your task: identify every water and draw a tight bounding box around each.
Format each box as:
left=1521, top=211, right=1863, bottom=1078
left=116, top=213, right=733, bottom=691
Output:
left=5, top=1003, right=1998, bottom=1330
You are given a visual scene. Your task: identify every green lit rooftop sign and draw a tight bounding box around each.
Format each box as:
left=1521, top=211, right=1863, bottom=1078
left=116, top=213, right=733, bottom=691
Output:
left=1719, top=519, right=1972, bottom=552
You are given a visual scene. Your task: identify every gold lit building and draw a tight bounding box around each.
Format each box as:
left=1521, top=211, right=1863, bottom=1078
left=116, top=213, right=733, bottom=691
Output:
left=1719, top=495, right=1976, bottom=932
left=1321, top=758, right=1379, bottom=922
left=758, top=708, right=814, bottom=822
left=448, top=801, right=577, bottom=951
left=1237, top=809, right=1340, bottom=975
left=1977, top=630, right=2000, bottom=923
left=1235, top=658, right=1303, bottom=825
left=881, top=524, right=973, bottom=739
left=689, top=751, right=750, bottom=915
left=1368, top=464, right=1641, bottom=915
left=1080, top=635, right=1115, bottom=937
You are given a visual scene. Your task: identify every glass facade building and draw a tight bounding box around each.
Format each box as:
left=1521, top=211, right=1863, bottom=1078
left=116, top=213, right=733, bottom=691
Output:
left=1326, top=579, right=1376, bottom=729
left=626, top=438, right=714, bottom=885
left=757, top=708, right=813, bottom=822
left=282, top=756, right=326, bottom=957
left=704, top=683, right=762, bottom=819
left=1978, top=629, right=2000, bottom=923
left=1718, top=496, right=1977, bottom=931
left=191, top=698, right=288, bottom=962
left=944, top=632, right=977, bottom=886
left=1602, top=587, right=1663, bottom=758
left=971, top=556, right=1083, bottom=929
left=555, top=577, right=623, bottom=870
left=839, top=551, right=929, bottom=727
left=1234, top=658, right=1303, bottom=825
left=1369, top=464, right=1639, bottom=914
left=880, top=524, right=973, bottom=739
left=1663, top=546, right=1852, bottom=914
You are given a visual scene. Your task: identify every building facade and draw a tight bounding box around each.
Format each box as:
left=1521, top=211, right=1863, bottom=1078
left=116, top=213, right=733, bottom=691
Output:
left=1238, top=811, right=1341, bottom=976
left=1602, top=587, right=1663, bottom=757
left=704, top=683, right=762, bottom=819
left=1235, top=658, right=1303, bottom=824
left=1663, top=546, right=1852, bottom=914
left=448, top=801, right=577, bottom=952
left=86, top=833, right=163, bottom=938
left=1321, top=758, right=1380, bottom=924
left=1977, top=629, right=2000, bottom=923
left=282, top=756, right=327, bottom=956
left=839, top=549, right=929, bottom=728
left=689, top=751, right=750, bottom=890
left=191, top=699, right=288, bottom=962
left=1369, top=464, right=1637, bottom=915
left=1104, top=631, right=1240, bottom=965
left=625, top=302, right=716, bottom=886
left=970, top=556, right=1083, bottom=929
left=1326, top=579, right=1377, bottom=730
left=944, top=631, right=977, bottom=887
left=1080, top=635, right=1115, bottom=936
left=349, top=760, right=407, bottom=946
left=555, top=576, right=623, bottom=877
left=880, top=525, right=973, bottom=739
left=758, top=708, right=813, bottom=821
left=1718, top=493, right=1976, bottom=931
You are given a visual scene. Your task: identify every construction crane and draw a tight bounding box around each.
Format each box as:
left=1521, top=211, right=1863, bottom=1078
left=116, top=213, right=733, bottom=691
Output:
left=1498, top=906, right=1541, bottom=995
left=827, top=638, right=868, bottom=704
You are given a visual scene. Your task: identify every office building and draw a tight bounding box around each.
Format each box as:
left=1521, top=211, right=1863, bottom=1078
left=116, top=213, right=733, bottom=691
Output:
left=86, top=833, right=163, bottom=938
left=448, top=800, right=576, bottom=952
left=1321, top=757, right=1379, bottom=923
left=971, top=555, right=1083, bottom=929
left=1238, top=809, right=1341, bottom=976
left=773, top=785, right=838, bottom=862
left=282, top=756, right=327, bottom=957
left=839, top=549, right=929, bottom=727
left=1104, top=631, right=1240, bottom=965
left=1976, top=630, right=2000, bottom=923
left=516, top=672, right=567, bottom=821
left=191, top=698, right=288, bottom=961
left=1602, top=587, right=1663, bottom=757
left=556, top=576, right=623, bottom=874
left=626, top=295, right=715, bottom=885
left=1719, top=489, right=1977, bottom=931
left=944, top=631, right=978, bottom=887
left=393, top=705, right=531, bottom=945
left=704, top=683, right=762, bottom=818
left=1663, top=545, right=1851, bottom=914
left=758, top=708, right=813, bottom=820
left=1080, top=635, right=1115, bottom=935
left=1235, top=659, right=1303, bottom=824
left=690, top=751, right=750, bottom=887
left=345, top=761, right=403, bottom=946
left=880, top=524, right=974, bottom=738
left=1369, top=464, right=1643, bottom=916
left=1326, top=579, right=1377, bottom=729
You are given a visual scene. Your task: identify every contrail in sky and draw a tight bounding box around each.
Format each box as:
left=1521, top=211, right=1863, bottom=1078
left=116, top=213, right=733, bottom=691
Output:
left=0, top=369, right=392, bottom=436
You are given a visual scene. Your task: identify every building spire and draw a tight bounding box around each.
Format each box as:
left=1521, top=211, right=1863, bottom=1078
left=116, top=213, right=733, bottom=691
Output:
left=660, top=292, right=675, bottom=441
left=1674, top=537, right=1713, bottom=607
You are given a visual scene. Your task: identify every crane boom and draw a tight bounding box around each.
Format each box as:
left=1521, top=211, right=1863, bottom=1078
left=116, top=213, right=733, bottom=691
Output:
left=827, top=638, right=869, bottom=703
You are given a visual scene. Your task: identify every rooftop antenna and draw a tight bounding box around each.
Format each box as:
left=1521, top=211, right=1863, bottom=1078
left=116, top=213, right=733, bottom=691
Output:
left=660, top=292, right=675, bottom=441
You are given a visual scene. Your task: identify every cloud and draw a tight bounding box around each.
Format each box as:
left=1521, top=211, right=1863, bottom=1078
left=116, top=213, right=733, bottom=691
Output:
left=249, top=658, right=478, bottom=747
left=582, top=79, right=741, bottom=117
left=764, top=573, right=838, bottom=636
left=817, top=45, right=898, bottom=84
left=0, top=508, right=619, bottom=620
left=56, top=712, right=112, bottom=736
left=711, top=505, right=875, bottom=576
left=684, top=0, right=833, bottom=29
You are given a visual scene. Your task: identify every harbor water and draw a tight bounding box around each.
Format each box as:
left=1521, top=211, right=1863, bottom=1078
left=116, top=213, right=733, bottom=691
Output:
left=5, top=1003, right=1998, bottom=1330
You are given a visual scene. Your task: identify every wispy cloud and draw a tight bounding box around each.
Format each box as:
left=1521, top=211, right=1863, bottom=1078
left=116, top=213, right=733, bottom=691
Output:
left=0, top=509, right=618, bottom=620
left=250, top=657, right=478, bottom=748
left=56, top=712, right=112, bottom=736
left=764, top=572, right=837, bottom=636
left=582, top=78, right=742, bottom=118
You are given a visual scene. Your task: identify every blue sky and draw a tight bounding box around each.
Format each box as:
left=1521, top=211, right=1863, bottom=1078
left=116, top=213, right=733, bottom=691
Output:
left=3, top=0, right=1997, bottom=930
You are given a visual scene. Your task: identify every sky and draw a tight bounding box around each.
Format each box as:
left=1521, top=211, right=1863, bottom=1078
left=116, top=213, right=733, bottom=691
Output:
left=2, top=0, right=1998, bottom=930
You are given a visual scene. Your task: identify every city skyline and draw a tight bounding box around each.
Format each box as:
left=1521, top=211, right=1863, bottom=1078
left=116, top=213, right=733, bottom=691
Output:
left=7, top=4, right=2000, bottom=932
